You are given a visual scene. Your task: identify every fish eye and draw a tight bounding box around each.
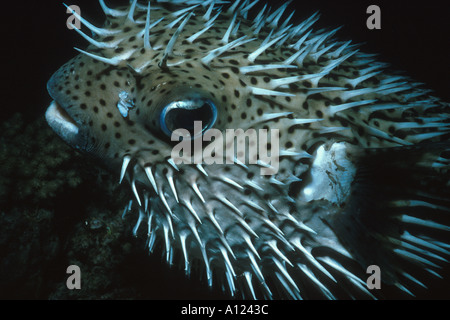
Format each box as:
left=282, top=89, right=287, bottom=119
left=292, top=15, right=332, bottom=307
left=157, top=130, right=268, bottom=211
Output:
left=160, top=98, right=217, bottom=139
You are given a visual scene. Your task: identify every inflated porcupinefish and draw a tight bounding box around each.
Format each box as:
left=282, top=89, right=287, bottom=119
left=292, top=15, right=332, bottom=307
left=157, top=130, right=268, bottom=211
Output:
left=46, top=0, right=450, bottom=299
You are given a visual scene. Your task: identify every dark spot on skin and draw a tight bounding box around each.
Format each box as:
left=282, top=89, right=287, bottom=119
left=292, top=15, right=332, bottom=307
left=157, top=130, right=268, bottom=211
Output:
left=333, top=97, right=343, bottom=105
left=338, top=118, right=349, bottom=127
left=103, top=36, right=115, bottom=42
left=288, top=126, right=296, bottom=134
left=302, top=81, right=312, bottom=88
left=397, top=131, right=407, bottom=139
left=358, top=127, right=365, bottom=136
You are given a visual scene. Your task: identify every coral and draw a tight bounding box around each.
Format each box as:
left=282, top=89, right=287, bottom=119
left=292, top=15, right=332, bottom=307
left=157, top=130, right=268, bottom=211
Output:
left=0, top=114, right=83, bottom=206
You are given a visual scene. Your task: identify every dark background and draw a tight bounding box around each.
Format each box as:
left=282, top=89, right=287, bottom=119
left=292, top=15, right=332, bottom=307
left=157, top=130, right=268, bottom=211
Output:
left=0, top=0, right=449, bottom=301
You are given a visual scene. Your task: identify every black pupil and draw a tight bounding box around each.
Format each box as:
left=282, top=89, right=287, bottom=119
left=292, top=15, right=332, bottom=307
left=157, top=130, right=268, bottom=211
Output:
left=165, top=102, right=213, bottom=136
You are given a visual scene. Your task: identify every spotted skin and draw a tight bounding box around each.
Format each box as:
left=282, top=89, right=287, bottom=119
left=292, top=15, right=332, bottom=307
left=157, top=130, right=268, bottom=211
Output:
left=46, top=1, right=450, bottom=299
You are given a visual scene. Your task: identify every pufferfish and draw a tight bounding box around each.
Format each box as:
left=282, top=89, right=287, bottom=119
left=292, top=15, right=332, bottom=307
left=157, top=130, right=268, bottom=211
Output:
left=45, top=0, right=450, bottom=299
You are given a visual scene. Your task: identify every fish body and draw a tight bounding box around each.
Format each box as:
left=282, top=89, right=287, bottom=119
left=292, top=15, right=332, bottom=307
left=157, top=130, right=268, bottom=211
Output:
left=46, top=0, right=450, bottom=299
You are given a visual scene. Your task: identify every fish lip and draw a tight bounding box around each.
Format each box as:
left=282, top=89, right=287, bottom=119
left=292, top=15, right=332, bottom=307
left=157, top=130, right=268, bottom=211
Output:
left=46, top=100, right=79, bottom=133
left=45, top=100, right=89, bottom=151
left=46, top=71, right=84, bottom=130
left=46, top=71, right=92, bottom=151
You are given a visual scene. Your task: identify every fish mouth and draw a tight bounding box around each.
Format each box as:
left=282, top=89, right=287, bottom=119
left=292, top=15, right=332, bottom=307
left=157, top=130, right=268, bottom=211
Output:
left=46, top=101, right=79, bottom=134
left=45, top=101, right=86, bottom=150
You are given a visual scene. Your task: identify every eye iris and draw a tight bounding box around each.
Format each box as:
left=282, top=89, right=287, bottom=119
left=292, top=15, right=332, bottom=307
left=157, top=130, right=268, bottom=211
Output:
left=161, top=99, right=217, bottom=137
